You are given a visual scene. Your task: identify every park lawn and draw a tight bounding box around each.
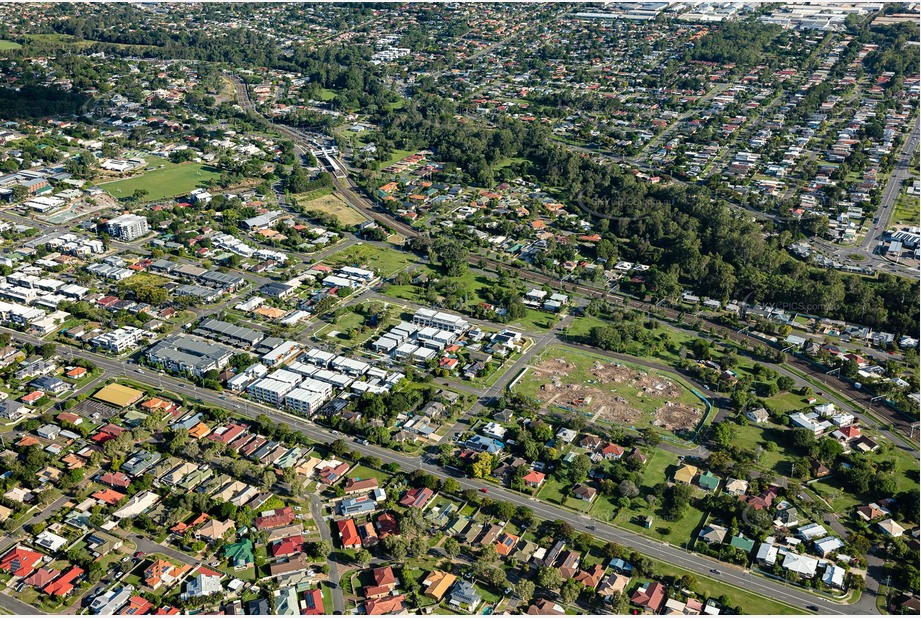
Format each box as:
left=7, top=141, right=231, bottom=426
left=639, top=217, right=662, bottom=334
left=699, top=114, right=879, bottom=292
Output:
left=648, top=557, right=802, bottom=615
left=382, top=282, right=422, bottom=302
left=100, top=161, right=221, bottom=202
left=491, top=157, right=527, bottom=173
left=868, top=444, right=920, bottom=497
left=809, top=479, right=863, bottom=513
left=317, top=310, right=365, bottom=342
left=297, top=192, right=368, bottom=227
left=0, top=40, right=21, bottom=50
left=890, top=189, right=920, bottom=226
left=323, top=243, right=415, bottom=278
left=318, top=88, right=338, bottom=102
left=637, top=448, right=679, bottom=491
left=348, top=465, right=391, bottom=484
left=22, top=33, right=93, bottom=48
left=379, top=149, right=414, bottom=170
left=565, top=314, right=610, bottom=338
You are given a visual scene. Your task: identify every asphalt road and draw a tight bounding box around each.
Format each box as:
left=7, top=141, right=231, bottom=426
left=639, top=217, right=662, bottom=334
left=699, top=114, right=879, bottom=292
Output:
left=0, top=308, right=873, bottom=614
left=127, top=533, right=199, bottom=567
left=309, top=495, right=345, bottom=613
left=47, top=343, right=850, bottom=613
left=861, top=117, right=920, bottom=251
left=0, top=74, right=893, bottom=613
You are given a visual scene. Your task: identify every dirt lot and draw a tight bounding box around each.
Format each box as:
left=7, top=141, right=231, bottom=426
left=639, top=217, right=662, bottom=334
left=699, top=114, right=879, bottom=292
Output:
left=298, top=192, right=368, bottom=227
left=529, top=356, right=702, bottom=431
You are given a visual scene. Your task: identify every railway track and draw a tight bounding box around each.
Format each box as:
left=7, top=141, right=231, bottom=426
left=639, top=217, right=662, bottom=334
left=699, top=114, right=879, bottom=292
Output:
left=230, top=74, right=919, bottom=444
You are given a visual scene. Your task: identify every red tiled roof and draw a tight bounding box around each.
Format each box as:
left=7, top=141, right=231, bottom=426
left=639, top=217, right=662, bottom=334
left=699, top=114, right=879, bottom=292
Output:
left=337, top=518, right=361, bottom=548
left=365, top=594, right=405, bottom=615
left=270, top=535, right=303, bottom=558
left=302, top=588, right=324, bottom=615
left=254, top=507, right=295, bottom=530
left=0, top=547, right=44, bottom=577
left=372, top=565, right=396, bottom=587
left=92, top=488, right=125, bottom=505
left=43, top=566, right=84, bottom=597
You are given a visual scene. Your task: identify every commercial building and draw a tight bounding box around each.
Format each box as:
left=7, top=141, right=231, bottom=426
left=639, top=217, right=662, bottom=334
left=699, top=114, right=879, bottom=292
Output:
left=412, top=308, right=469, bottom=333
left=194, top=319, right=264, bottom=349
left=91, top=326, right=150, bottom=353
left=284, top=388, right=327, bottom=416
left=93, top=383, right=145, bottom=408
left=106, top=214, right=149, bottom=241
left=145, top=335, right=233, bottom=377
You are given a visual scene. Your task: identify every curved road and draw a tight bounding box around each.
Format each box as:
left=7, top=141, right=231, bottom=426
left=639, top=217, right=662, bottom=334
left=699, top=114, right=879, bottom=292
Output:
left=0, top=323, right=857, bottom=615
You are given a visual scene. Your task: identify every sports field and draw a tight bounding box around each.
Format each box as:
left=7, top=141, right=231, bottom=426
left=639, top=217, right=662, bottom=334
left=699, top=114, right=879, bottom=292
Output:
left=100, top=161, right=221, bottom=202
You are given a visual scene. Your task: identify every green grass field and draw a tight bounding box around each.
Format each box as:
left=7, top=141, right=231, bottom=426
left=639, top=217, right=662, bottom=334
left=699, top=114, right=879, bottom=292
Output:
left=317, top=88, right=338, bottom=102
left=890, top=189, right=920, bottom=226
left=347, top=465, right=392, bottom=484
left=810, top=443, right=920, bottom=515
left=537, top=476, right=594, bottom=513
left=380, top=149, right=414, bottom=170
left=100, top=161, right=221, bottom=202
left=323, top=243, right=416, bottom=277
left=648, top=557, right=803, bottom=615
left=730, top=421, right=797, bottom=477
left=0, top=40, right=21, bottom=50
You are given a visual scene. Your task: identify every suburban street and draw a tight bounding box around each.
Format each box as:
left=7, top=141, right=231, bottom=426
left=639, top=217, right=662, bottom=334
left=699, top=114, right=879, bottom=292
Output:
left=861, top=116, right=920, bottom=251
left=309, top=495, right=345, bottom=614
left=0, top=320, right=867, bottom=615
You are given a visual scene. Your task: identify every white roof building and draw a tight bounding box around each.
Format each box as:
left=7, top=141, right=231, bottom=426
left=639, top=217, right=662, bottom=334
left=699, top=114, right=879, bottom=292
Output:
left=782, top=552, right=818, bottom=578
left=822, top=564, right=846, bottom=589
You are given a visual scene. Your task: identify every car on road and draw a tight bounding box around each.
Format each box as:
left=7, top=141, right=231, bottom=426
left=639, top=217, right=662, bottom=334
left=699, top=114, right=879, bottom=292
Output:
left=807, top=606, right=819, bottom=612
left=134, top=551, right=145, bottom=559
left=710, top=569, right=721, bottom=574
left=479, top=488, right=488, bottom=493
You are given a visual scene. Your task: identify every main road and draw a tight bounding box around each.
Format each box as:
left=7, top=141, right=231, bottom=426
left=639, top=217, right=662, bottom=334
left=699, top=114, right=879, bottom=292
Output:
left=861, top=116, right=920, bottom=250
left=0, top=326, right=855, bottom=614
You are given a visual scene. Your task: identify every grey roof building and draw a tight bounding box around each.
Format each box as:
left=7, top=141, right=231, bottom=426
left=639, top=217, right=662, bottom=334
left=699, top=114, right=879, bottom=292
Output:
left=145, top=335, right=233, bottom=376
left=194, top=319, right=264, bottom=348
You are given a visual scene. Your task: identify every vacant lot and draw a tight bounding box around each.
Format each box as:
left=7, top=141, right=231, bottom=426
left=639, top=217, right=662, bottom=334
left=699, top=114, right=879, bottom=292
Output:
left=100, top=161, right=221, bottom=202
left=891, top=188, right=920, bottom=226
left=515, top=345, right=705, bottom=432
left=298, top=192, right=368, bottom=227
left=323, top=244, right=415, bottom=278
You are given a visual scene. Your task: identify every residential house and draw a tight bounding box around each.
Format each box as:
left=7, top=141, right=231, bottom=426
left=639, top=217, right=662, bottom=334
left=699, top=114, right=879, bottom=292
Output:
left=631, top=581, right=667, bottom=613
